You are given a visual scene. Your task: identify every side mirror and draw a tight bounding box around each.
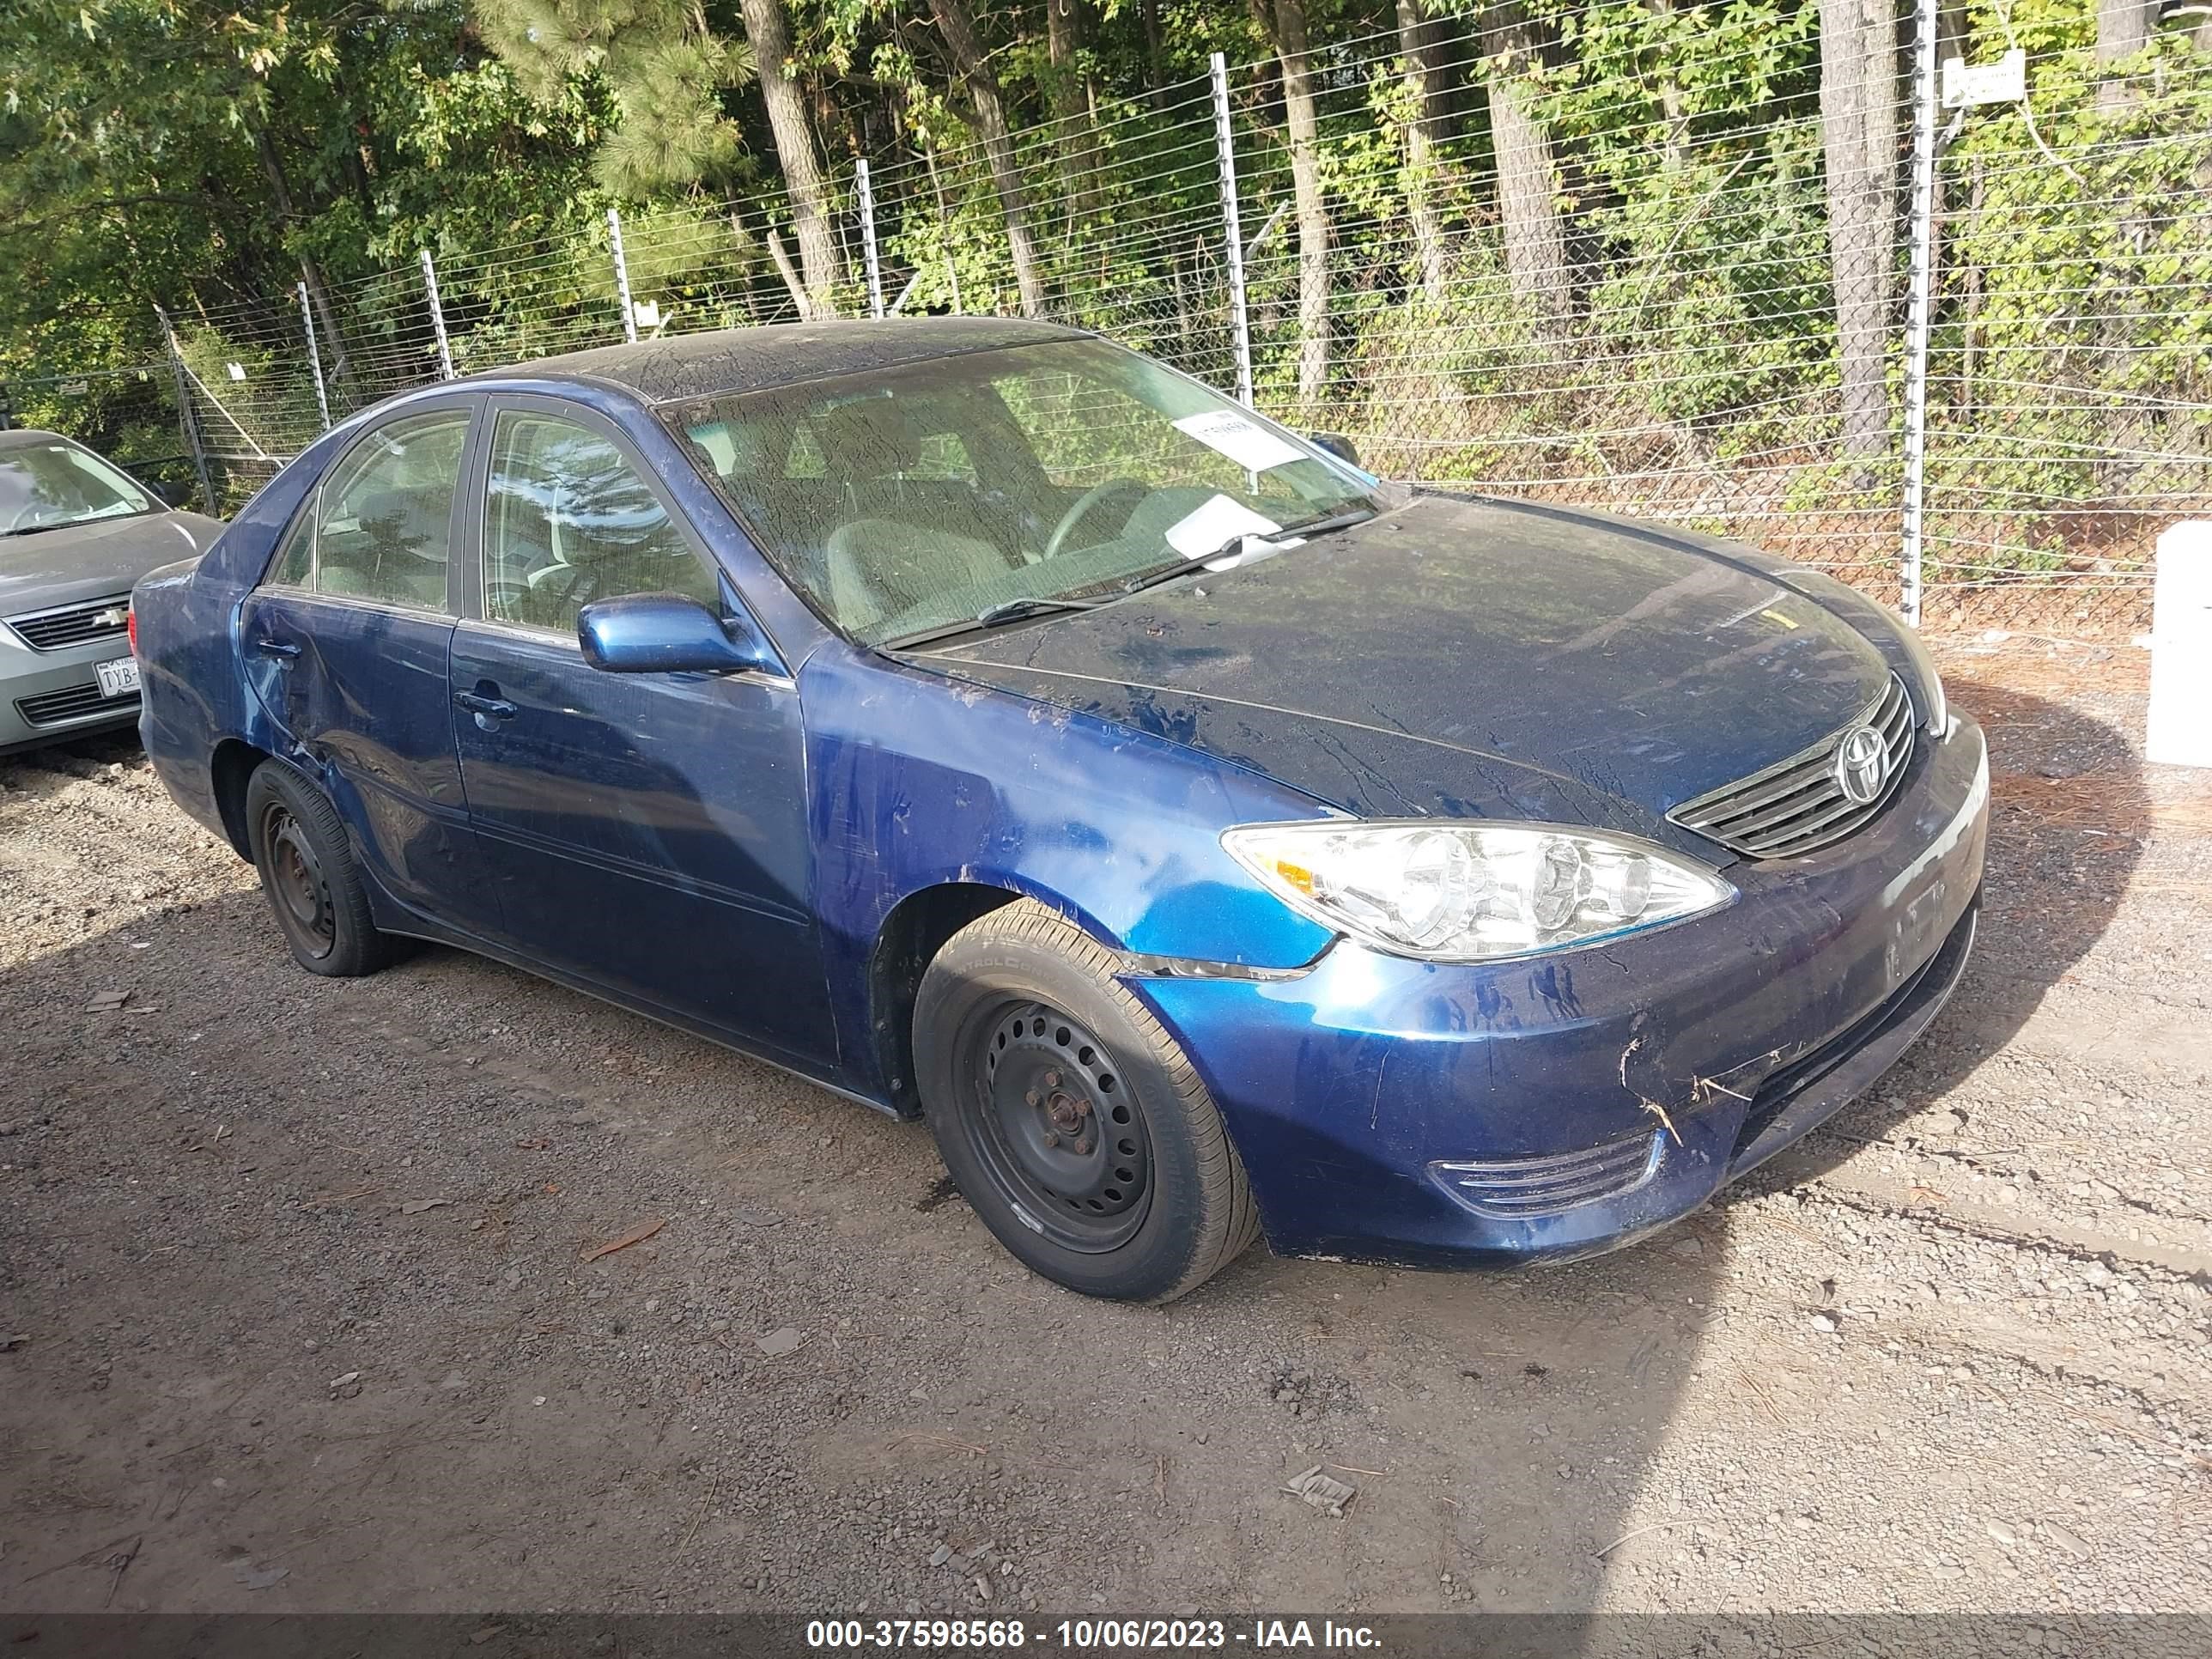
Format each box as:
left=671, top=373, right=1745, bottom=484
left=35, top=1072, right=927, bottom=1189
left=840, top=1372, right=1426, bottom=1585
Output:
left=577, top=593, right=781, bottom=677
left=1309, top=432, right=1361, bottom=470
left=150, top=479, right=191, bottom=508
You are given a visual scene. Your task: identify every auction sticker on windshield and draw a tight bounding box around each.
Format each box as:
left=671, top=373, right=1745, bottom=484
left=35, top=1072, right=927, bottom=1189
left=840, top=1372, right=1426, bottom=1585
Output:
left=96, top=657, right=140, bottom=699
left=1171, top=410, right=1304, bottom=472
left=1164, top=495, right=1281, bottom=559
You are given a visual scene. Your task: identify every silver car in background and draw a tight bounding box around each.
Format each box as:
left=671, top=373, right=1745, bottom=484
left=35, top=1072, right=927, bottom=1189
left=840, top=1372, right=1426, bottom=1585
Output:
left=0, top=429, right=225, bottom=755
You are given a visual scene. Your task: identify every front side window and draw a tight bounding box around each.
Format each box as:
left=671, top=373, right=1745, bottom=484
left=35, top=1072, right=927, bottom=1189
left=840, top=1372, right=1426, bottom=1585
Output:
left=667, top=339, right=1395, bottom=645
left=277, top=410, right=470, bottom=611
left=0, top=440, right=155, bottom=536
left=483, top=410, right=719, bottom=633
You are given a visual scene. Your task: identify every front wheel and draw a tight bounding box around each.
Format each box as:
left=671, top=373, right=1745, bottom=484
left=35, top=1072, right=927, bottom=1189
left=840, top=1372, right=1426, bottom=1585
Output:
left=244, top=761, right=404, bottom=978
left=914, top=900, right=1259, bottom=1303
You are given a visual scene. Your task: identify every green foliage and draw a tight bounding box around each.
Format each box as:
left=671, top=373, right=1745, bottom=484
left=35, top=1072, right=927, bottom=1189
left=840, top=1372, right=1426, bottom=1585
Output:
left=4, top=0, right=2203, bottom=601
left=471, top=0, right=757, bottom=195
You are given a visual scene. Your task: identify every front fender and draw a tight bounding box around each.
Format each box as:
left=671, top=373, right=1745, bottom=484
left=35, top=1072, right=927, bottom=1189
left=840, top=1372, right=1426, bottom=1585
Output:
left=802, top=647, right=1340, bottom=1091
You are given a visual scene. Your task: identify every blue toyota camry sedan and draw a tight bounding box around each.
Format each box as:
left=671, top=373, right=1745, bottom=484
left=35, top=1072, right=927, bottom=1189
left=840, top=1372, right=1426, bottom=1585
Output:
left=133, top=319, right=1988, bottom=1301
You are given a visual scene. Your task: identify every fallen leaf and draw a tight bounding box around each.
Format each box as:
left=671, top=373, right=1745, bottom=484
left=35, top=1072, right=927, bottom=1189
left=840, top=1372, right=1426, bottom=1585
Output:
left=234, top=1564, right=289, bottom=1590
left=580, top=1217, right=665, bottom=1261
left=1283, top=1464, right=1356, bottom=1517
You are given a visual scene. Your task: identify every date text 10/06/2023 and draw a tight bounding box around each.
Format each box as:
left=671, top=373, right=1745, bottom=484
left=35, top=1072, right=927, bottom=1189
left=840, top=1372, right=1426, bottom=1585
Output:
left=805, top=1619, right=1382, bottom=1650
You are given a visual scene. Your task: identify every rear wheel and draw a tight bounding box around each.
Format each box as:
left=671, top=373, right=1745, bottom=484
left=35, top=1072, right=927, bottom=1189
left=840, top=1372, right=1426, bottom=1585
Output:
left=244, top=762, right=403, bottom=978
left=914, top=900, right=1259, bottom=1302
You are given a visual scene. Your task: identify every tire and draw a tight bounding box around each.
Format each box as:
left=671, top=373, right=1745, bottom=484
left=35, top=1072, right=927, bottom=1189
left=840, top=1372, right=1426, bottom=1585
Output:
left=914, top=899, right=1260, bottom=1303
left=243, top=761, right=403, bottom=978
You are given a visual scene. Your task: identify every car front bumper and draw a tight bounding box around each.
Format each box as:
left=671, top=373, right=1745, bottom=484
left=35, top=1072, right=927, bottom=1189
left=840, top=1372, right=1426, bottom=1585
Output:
left=0, top=634, right=142, bottom=756
left=1134, top=714, right=1990, bottom=1268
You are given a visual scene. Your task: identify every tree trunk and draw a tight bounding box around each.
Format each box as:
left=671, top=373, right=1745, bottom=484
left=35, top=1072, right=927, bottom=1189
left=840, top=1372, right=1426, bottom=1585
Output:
left=1263, top=0, right=1330, bottom=402
left=1139, top=0, right=1168, bottom=111
left=1482, top=15, right=1571, bottom=339
left=2096, top=0, right=2153, bottom=108
left=1817, top=0, right=1898, bottom=462
left=1396, top=0, right=1449, bottom=304
left=931, top=0, right=1048, bottom=318
left=246, top=113, right=354, bottom=390
left=1043, top=0, right=1102, bottom=225
left=739, top=0, right=843, bottom=313
left=1644, top=0, right=1689, bottom=170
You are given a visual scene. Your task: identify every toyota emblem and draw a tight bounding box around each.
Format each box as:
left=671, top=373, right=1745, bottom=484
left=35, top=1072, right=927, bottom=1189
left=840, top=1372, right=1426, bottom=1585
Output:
left=1832, top=724, right=1889, bottom=805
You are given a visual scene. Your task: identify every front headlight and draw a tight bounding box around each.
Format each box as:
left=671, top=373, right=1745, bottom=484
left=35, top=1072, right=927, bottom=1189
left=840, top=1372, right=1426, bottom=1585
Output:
left=1221, top=821, right=1735, bottom=963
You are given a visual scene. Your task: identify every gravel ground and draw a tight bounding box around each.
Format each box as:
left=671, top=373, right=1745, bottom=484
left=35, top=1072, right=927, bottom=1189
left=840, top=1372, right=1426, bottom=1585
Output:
left=1, top=635, right=2208, bottom=1618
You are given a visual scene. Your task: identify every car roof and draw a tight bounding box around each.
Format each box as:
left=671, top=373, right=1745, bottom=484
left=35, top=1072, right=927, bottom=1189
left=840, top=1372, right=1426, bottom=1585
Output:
left=483, top=317, right=1090, bottom=408
left=0, top=428, right=75, bottom=451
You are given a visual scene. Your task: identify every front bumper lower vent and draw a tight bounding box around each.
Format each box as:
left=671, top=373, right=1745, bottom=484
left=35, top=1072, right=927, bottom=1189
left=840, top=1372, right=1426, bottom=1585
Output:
left=16, top=683, right=140, bottom=727
left=1429, top=1131, right=1665, bottom=1219
left=1668, top=674, right=1917, bottom=860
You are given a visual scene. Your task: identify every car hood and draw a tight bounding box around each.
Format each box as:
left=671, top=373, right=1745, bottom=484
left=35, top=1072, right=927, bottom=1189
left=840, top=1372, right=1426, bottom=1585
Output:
left=0, top=511, right=224, bottom=617
left=909, top=493, right=1892, bottom=847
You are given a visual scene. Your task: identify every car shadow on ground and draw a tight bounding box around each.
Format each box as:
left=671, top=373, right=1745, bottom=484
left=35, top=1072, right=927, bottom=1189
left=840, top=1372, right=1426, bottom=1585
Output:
left=0, top=673, right=2142, bottom=1621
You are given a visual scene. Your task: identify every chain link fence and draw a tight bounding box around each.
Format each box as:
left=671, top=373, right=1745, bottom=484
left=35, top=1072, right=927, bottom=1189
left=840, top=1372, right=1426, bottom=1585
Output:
left=82, top=5, right=2209, bottom=633
left=0, top=364, right=204, bottom=503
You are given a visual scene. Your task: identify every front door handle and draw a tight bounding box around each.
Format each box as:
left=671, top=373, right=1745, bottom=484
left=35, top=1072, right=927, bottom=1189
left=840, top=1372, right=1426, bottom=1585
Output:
left=454, top=689, right=517, bottom=722
left=255, top=638, right=301, bottom=660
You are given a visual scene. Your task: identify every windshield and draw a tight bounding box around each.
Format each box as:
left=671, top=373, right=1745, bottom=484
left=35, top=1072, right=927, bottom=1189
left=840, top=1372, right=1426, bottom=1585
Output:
left=0, top=441, right=155, bottom=535
left=666, top=338, right=1399, bottom=645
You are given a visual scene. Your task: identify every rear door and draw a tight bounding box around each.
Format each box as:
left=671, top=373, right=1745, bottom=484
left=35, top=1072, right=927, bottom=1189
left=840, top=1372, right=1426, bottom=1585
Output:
left=238, top=397, right=503, bottom=937
left=446, top=395, right=836, bottom=1067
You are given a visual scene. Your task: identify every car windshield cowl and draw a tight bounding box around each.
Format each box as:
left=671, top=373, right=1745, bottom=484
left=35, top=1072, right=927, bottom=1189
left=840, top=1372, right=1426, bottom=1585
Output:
left=666, top=338, right=1398, bottom=649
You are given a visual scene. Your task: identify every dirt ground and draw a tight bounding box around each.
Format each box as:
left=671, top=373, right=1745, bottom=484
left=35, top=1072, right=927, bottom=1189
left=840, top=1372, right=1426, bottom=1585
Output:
left=2, top=634, right=2209, bottom=1619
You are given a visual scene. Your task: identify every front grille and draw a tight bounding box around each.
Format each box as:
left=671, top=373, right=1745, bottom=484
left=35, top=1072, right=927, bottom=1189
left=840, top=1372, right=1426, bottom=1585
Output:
left=1668, top=674, right=1916, bottom=860
left=1429, top=1130, right=1664, bottom=1219
left=16, top=683, right=139, bottom=727
left=6, top=594, right=132, bottom=652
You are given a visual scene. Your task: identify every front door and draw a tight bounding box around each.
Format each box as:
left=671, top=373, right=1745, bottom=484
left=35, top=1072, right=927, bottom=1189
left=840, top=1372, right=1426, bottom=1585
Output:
left=447, top=398, right=836, bottom=1067
left=238, top=399, right=502, bottom=937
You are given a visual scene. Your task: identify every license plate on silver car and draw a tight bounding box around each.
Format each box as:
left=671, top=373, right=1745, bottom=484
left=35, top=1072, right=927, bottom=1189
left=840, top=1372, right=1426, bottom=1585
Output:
left=95, top=657, right=141, bottom=699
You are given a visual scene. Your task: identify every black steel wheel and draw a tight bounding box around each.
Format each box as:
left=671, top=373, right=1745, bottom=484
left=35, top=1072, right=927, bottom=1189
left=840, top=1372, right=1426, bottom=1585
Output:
left=914, top=899, right=1260, bottom=1303
left=260, top=798, right=337, bottom=959
left=243, top=760, right=404, bottom=978
left=964, top=1000, right=1154, bottom=1253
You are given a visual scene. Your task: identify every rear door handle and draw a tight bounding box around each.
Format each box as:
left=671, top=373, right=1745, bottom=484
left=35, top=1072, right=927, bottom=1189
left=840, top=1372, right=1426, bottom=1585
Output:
left=255, top=638, right=301, bottom=660
left=454, top=690, right=517, bottom=721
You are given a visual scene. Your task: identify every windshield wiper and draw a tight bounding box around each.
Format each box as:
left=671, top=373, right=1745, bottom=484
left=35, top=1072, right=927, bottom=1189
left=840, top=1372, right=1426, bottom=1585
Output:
left=1119, top=506, right=1376, bottom=598
left=883, top=593, right=1106, bottom=651
left=1, top=522, right=71, bottom=538
left=882, top=508, right=1375, bottom=650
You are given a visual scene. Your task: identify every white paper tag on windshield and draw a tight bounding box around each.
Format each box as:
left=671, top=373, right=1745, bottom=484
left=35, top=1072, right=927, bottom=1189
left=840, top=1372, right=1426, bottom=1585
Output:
left=1172, top=411, right=1305, bottom=473
left=1164, top=494, right=1281, bottom=560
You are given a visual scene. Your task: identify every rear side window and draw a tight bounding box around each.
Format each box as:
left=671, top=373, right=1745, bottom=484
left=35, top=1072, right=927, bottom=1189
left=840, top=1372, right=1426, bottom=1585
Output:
left=264, top=411, right=469, bottom=611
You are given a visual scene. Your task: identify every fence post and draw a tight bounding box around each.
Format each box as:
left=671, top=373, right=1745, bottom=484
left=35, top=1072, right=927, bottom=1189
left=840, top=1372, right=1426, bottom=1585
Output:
left=297, top=281, right=331, bottom=431
left=856, top=160, right=886, bottom=320
left=153, top=304, right=216, bottom=510
left=1898, top=0, right=1941, bottom=628
left=420, top=249, right=455, bottom=380
left=1210, top=51, right=1255, bottom=410
left=608, top=208, right=639, bottom=344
